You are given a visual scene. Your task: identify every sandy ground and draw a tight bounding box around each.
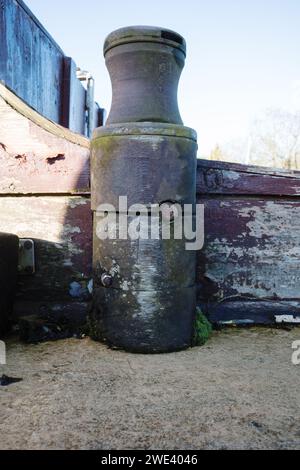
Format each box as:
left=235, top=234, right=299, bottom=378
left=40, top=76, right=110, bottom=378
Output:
left=0, top=327, right=300, bottom=450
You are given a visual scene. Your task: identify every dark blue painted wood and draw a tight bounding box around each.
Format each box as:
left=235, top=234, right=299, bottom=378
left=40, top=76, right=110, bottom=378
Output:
left=199, top=300, right=300, bottom=325
left=62, top=57, right=87, bottom=135
left=0, top=0, right=101, bottom=135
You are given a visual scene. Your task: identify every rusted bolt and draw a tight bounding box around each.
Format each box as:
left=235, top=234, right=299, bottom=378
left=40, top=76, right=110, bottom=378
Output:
left=101, top=273, right=113, bottom=288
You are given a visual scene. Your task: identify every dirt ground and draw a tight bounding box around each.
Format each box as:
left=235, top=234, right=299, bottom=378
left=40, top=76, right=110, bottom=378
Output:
left=0, top=327, right=300, bottom=450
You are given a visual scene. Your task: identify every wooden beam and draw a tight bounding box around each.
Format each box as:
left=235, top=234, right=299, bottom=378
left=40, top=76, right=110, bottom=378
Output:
left=0, top=86, right=90, bottom=195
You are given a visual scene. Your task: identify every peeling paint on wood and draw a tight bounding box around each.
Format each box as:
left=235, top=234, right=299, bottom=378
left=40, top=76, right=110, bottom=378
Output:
left=197, top=160, right=300, bottom=323
left=0, top=196, right=92, bottom=303
left=197, top=158, right=300, bottom=323
left=0, top=93, right=90, bottom=194
left=0, top=0, right=102, bottom=134
left=0, top=81, right=92, bottom=315
left=200, top=300, right=300, bottom=325
left=275, top=315, right=300, bottom=324
left=197, top=198, right=300, bottom=301
left=197, top=159, right=300, bottom=196
left=1, top=83, right=300, bottom=324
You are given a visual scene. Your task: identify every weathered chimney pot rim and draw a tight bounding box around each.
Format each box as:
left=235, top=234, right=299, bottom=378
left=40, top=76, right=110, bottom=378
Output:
left=103, top=26, right=187, bottom=56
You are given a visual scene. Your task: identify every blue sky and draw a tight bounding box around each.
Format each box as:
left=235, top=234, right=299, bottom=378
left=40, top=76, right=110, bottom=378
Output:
left=26, top=0, right=300, bottom=156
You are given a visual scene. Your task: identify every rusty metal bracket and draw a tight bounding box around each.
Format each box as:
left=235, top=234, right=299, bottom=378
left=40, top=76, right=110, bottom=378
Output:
left=18, top=239, right=35, bottom=275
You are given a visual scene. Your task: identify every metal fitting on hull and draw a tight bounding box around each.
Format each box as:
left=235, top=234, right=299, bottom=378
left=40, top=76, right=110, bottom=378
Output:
left=90, top=26, right=197, bottom=353
left=0, top=233, right=19, bottom=336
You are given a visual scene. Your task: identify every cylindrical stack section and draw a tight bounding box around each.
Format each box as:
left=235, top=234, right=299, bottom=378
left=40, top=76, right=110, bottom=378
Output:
left=90, top=26, right=198, bottom=353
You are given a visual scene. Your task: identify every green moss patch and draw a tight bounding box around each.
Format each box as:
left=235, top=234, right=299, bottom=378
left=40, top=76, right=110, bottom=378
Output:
left=192, top=307, right=213, bottom=347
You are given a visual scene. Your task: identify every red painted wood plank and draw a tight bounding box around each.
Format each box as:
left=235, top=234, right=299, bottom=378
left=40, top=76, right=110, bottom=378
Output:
left=197, top=159, right=300, bottom=196
left=197, top=197, right=300, bottom=301
left=0, top=196, right=92, bottom=302
left=0, top=91, right=90, bottom=194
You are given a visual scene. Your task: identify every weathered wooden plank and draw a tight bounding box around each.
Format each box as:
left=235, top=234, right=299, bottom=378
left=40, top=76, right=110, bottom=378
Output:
left=18, top=313, right=86, bottom=343
left=199, top=300, right=300, bottom=324
left=1, top=79, right=299, bottom=325
left=0, top=0, right=64, bottom=124
left=197, top=197, right=300, bottom=302
left=197, top=159, right=300, bottom=196
left=0, top=89, right=90, bottom=194
left=0, top=82, right=89, bottom=147
left=198, top=158, right=300, bottom=178
left=62, top=58, right=87, bottom=135
left=0, top=197, right=92, bottom=303
left=16, top=301, right=88, bottom=342
left=0, top=0, right=100, bottom=135
left=14, top=301, right=88, bottom=318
